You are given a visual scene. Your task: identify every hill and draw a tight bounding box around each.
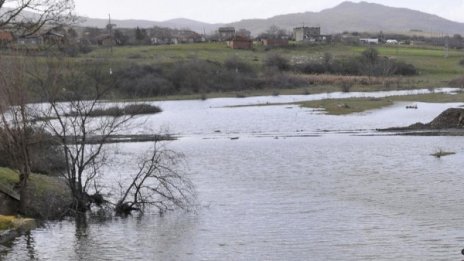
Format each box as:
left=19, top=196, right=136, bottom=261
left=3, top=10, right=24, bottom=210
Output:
left=78, top=17, right=222, bottom=33
left=76, top=1, right=464, bottom=36
left=229, top=1, right=464, bottom=35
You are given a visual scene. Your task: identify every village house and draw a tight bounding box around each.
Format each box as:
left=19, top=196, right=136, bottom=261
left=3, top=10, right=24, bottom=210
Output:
left=16, top=29, right=66, bottom=46
left=262, top=38, right=289, bottom=47
left=218, top=27, right=236, bottom=41
left=43, top=31, right=65, bottom=45
left=173, top=30, right=203, bottom=44
left=227, top=36, right=253, bottom=49
left=96, top=34, right=114, bottom=46
left=17, top=34, right=43, bottom=45
left=236, top=29, right=251, bottom=39
left=151, top=37, right=174, bottom=45
left=294, top=26, right=321, bottom=42
left=360, top=38, right=379, bottom=44
left=0, top=31, right=14, bottom=47
left=150, top=28, right=204, bottom=45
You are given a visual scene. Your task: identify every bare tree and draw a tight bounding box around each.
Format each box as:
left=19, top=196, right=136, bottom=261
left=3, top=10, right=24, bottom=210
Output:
left=27, top=58, right=124, bottom=212
left=115, top=142, right=195, bottom=215
left=0, top=0, right=75, bottom=36
left=0, top=0, right=74, bottom=213
left=31, top=58, right=194, bottom=216
left=0, top=54, right=36, bottom=214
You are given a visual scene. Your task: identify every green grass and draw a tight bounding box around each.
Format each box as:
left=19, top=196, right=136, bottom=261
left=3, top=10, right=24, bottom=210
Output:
left=300, top=92, right=464, bottom=115
left=86, top=42, right=264, bottom=66
left=0, top=168, right=19, bottom=186
left=0, top=167, right=68, bottom=200
left=300, top=98, right=394, bottom=115
left=0, top=215, right=16, bottom=230
left=0, top=167, right=71, bottom=219
left=3, top=42, right=463, bottom=102
left=84, top=42, right=464, bottom=88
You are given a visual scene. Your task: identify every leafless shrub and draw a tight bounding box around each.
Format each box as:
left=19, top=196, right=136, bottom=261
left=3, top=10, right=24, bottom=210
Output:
left=115, top=142, right=195, bottom=215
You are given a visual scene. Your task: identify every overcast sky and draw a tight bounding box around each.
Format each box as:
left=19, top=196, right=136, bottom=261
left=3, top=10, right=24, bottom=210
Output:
left=74, top=0, right=464, bottom=23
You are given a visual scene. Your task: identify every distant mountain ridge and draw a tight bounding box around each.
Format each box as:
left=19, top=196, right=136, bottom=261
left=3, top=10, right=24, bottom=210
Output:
left=78, top=17, right=223, bottom=33
left=78, top=1, right=464, bottom=35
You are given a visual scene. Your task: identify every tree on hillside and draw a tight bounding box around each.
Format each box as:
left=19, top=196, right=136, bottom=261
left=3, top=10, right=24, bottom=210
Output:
left=113, top=29, right=129, bottom=46
left=0, top=0, right=75, bottom=36
left=259, top=25, right=288, bottom=39
left=81, top=27, right=102, bottom=45
left=135, top=26, right=148, bottom=44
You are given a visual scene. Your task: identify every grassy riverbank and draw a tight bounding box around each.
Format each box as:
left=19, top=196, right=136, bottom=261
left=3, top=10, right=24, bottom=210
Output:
left=227, top=90, right=464, bottom=115
left=0, top=168, right=71, bottom=219
left=0, top=216, right=16, bottom=230
left=0, top=216, right=35, bottom=231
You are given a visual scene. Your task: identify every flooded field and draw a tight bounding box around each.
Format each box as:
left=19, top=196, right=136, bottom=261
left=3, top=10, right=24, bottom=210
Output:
left=3, top=89, right=464, bottom=260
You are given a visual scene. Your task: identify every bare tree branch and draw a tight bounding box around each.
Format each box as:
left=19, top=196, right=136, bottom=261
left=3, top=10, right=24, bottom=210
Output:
left=0, top=0, right=76, bottom=36
left=115, top=141, right=196, bottom=215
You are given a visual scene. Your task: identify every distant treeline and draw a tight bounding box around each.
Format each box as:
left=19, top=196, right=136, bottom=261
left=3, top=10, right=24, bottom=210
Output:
left=111, top=57, right=304, bottom=98
left=293, top=48, right=417, bottom=77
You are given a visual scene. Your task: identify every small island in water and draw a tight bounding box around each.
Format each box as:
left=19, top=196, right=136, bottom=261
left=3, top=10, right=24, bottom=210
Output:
left=379, top=108, right=464, bottom=136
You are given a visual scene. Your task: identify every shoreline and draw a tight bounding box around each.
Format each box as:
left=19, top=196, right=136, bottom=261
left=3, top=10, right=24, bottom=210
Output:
left=0, top=216, right=37, bottom=245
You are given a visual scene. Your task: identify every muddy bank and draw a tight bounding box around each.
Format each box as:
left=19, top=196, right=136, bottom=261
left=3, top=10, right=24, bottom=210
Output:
left=379, top=108, right=464, bottom=136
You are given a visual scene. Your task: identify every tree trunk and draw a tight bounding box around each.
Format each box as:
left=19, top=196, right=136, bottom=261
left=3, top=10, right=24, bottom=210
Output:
left=18, top=164, right=31, bottom=215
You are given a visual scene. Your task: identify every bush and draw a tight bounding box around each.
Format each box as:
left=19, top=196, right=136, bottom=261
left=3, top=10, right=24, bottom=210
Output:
left=169, top=59, right=221, bottom=93
left=68, top=104, right=162, bottom=117
left=294, top=53, right=416, bottom=77
left=449, top=76, right=464, bottom=88
left=114, top=64, right=174, bottom=97
left=224, top=56, right=255, bottom=74
left=340, top=82, right=353, bottom=92
left=78, top=43, right=93, bottom=54
left=264, top=53, right=290, bottom=71
left=393, top=61, right=418, bottom=76
left=294, top=62, right=326, bottom=74
left=0, top=128, right=66, bottom=175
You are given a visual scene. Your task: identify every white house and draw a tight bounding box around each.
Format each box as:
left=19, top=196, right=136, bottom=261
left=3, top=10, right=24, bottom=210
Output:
left=386, top=39, right=399, bottom=44
left=360, top=38, right=379, bottom=44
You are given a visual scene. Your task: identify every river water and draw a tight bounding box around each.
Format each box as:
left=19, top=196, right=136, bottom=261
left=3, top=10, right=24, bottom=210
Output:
left=3, top=90, right=464, bottom=260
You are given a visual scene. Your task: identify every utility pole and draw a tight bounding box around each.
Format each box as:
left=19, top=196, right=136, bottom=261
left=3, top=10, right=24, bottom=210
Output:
left=108, top=13, right=113, bottom=55
left=107, top=13, right=116, bottom=74
left=444, top=34, right=449, bottom=58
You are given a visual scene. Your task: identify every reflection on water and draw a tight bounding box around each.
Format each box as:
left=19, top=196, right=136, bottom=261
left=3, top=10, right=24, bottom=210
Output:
left=3, top=94, right=464, bottom=260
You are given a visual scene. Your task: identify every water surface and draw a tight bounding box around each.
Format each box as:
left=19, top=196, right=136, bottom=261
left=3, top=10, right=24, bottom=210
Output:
left=3, top=92, right=464, bottom=260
